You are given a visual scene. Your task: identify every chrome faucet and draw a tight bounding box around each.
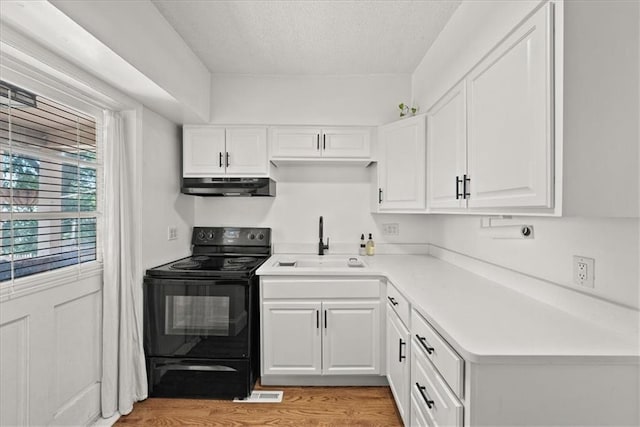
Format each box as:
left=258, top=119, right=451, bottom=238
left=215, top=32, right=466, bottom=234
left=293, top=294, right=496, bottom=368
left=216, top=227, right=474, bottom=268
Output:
left=318, top=216, right=329, bottom=255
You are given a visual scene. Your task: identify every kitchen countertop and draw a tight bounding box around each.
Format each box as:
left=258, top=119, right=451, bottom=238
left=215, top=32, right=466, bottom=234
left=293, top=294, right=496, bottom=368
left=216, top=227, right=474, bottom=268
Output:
left=257, top=254, right=640, bottom=364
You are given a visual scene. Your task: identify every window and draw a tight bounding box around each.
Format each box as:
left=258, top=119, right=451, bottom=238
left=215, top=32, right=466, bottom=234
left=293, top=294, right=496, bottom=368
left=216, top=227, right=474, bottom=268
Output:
left=0, top=81, right=100, bottom=283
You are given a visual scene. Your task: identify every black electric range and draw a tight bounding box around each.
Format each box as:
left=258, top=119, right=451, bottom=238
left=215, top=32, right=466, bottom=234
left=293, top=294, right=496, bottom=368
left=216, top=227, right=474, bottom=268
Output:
left=143, top=226, right=271, bottom=400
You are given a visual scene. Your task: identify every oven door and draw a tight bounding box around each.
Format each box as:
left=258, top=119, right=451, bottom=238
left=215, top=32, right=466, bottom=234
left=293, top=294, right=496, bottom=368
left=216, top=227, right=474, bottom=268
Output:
left=144, top=276, right=254, bottom=358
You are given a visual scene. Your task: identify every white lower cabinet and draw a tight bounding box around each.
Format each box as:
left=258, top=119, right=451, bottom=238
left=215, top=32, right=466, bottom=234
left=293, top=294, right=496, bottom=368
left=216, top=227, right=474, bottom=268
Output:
left=262, top=301, right=322, bottom=375
left=323, top=301, right=380, bottom=375
left=387, top=304, right=410, bottom=424
left=260, top=278, right=382, bottom=380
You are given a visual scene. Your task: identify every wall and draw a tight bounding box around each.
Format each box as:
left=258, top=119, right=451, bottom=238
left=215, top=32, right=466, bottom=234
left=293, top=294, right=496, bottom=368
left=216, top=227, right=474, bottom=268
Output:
left=210, top=74, right=409, bottom=125
left=195, top=165, right=429, bottom=253
left=141, top=107, right=194, bottom=269
left=412, top=0, right=640, bottom=308
left=50, top=0, right=211, bottom=123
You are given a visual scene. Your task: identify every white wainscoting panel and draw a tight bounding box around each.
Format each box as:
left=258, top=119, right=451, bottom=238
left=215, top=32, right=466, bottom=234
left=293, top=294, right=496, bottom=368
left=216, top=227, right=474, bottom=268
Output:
left=53, top=290, right=101, bottom=424
left=0, top=316, right=29, bottom=426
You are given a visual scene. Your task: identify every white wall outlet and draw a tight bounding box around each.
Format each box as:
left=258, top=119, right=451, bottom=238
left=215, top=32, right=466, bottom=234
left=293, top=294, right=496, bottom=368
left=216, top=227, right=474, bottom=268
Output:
left=168, top=226, right=178, bottom=241
left=382, top=223, right=399, bottom=236
left=573, top=255, right=595, bottom=288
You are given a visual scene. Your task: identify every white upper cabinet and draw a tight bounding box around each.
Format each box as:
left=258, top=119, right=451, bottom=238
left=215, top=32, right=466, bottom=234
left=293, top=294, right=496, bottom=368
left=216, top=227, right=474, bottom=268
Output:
left=425, top=3, right=554, bottom=214
left=183, top=126, right=268, bottom=177
left=466, top=3, right=553, bottom=209
left=427, top=81, right=467, bottom=210
left=376, top=115, right=427, bottom=212
left=321, top=127, right=371, bottom=158
left=224, top=128, right=269, bottom=175
left=183, top=126, right=226, bottom=176
left=270, top=126, right=371, bottom=162
left=269, top=127, right=322, bottom=158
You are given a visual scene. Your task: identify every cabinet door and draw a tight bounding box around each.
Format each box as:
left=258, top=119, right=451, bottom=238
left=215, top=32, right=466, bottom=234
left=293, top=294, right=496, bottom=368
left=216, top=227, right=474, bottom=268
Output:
left=387, top=310, right=410, bottom=425
left=322, top=301, right=380, bottom=375
left=262, top=301, right=322, bottom=375
left=467, top=4, right=553, bottom=208
left=225, top=128, right=268, bottom=176
left=427, top=82, right=467, bottom=210
left=270, top=127, right=322, bottom=158
left=321, top=128, right=371, bottom=158
left=183, top=126, right=226, bottom=177
left=378, top=115, right=427, bottom=211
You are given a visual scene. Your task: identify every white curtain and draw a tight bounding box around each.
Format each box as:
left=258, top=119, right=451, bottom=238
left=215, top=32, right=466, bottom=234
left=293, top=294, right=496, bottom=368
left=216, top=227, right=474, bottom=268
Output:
left=101, top=110, right=147, bottom=417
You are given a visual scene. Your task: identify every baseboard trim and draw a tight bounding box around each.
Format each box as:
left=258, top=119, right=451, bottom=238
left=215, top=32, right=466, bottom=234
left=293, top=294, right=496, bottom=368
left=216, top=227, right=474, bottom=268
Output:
left=260, top=375, right=389, bottom=387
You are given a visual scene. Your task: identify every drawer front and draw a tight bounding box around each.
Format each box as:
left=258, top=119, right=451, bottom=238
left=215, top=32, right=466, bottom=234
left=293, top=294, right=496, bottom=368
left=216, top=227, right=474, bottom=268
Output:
left=412, top=310, right=464, bottom=398
left=386, top=281, right=410, bottom=327
left=410, top=392, right=435, bottom=427
left=411, top=346, right=463, bottom=427
left=262, top=279, right=380, bottom=299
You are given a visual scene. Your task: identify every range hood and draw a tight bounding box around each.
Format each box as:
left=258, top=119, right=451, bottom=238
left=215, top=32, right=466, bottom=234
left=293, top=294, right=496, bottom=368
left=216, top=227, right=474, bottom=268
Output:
left=181, top=177, right=276, bottom=197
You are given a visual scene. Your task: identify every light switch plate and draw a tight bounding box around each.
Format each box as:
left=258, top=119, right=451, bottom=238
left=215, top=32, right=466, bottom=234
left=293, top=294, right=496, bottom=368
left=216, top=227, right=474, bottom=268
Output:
left=168, top=226, right=178, bottom=241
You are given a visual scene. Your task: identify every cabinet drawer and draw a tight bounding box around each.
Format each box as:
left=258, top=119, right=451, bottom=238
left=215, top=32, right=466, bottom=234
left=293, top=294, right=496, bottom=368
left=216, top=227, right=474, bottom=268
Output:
left=386, top=281, right=410, bottom=327
left=262, top=279, right=380, bottom=299
left=411, top=346, right=463, bottom=427
left=412, top=310, right=464, bottom=398
left=410, top=392, right=435, bottom=427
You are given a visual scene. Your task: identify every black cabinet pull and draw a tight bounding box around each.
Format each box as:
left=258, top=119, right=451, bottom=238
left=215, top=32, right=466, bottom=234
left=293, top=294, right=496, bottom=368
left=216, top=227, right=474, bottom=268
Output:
left=317, top=134, right=320, bottom=150
left=219, top=152, right=223, bottom=168
left=399, top=339, right=406, bottom=362
left=387, top=296, right=398, bottom=306
left=316, top=310, right=319, bottom=329
left=415, top=382, right=434, bottom=409
left=415, top=334, right=434, bottom=354
left=323, top=134, right=326, bottom=150
left=378, top=188, right=383, bottom=204
left=455, top=176, right=463, bottom=199
left=226, top=152, right=230, bottom=167
left=324, top=310, right=327, bottom=329
left=463, top=174, right=470, bottom=199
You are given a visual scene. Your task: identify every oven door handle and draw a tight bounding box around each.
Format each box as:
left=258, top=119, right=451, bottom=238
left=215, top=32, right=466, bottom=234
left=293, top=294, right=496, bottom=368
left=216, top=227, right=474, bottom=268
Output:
left=156, top=364, right=238, bottom=372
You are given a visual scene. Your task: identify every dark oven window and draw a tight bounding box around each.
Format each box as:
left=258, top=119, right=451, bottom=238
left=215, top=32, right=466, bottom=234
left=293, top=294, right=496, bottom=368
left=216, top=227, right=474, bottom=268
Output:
left=165, top=292, right=247, bottom=336
left=144, top=279, right=253, bottom=359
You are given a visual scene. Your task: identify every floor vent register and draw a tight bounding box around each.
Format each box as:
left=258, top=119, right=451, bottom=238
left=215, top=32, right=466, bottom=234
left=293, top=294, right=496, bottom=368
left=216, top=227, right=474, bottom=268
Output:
left=233, top=390, right=284, bottom=403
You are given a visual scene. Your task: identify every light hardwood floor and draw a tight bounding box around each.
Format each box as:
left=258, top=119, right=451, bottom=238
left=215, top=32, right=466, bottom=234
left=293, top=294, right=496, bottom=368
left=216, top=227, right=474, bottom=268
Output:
left=116, top=383, right=402, bottom=426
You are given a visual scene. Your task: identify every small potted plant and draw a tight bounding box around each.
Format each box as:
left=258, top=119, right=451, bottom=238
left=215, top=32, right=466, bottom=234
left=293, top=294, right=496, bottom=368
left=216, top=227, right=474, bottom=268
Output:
left=398, top=103, right=419, bottom=117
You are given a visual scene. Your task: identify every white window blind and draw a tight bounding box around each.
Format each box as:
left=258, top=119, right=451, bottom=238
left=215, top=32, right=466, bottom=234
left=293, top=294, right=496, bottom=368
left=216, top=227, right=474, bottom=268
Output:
left=0, top=80, right=100, bottom=283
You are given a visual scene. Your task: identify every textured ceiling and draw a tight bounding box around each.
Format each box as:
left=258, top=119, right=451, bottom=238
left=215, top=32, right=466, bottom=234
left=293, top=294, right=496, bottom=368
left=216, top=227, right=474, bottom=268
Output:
left=151, top=0, right=461, bottom=75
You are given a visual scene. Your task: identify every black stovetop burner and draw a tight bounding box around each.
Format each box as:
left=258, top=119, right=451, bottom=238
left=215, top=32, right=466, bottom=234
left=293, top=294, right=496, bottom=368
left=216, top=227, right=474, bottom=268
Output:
left=169, top=255, right=261, bottom=272
left=145, top=227, right=272, bottom=279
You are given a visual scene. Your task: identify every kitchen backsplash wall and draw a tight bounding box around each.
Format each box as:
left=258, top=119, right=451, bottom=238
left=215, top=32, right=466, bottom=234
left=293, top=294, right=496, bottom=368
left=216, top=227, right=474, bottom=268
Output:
left=141, top=107, right=194, bottom=270
left=194, top=165, right=430, bottom=253
left=427, top=216, right=639, bottom=309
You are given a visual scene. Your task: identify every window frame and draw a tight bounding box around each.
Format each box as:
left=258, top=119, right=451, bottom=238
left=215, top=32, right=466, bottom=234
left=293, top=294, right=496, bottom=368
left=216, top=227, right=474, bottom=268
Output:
left=0, top=79, right=104, bottom=296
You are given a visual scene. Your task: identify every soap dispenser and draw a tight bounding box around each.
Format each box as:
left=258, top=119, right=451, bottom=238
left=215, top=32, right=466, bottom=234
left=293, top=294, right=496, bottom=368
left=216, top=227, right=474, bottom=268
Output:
left=359, top=234, right=366, bottom=256
left=365, top=233, right=375, bottom=256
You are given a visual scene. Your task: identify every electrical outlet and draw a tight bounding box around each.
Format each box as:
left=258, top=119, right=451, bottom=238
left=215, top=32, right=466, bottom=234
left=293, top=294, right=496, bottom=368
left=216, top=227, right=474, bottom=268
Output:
left=168, top=226, right=178, bottom=241
left=382, top=223, right=399, bottom=236
left=573, top=255, right=595, bottom=288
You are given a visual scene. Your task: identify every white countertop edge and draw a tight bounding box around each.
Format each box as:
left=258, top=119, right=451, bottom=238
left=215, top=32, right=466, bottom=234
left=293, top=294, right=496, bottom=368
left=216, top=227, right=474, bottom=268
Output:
left=257, top=253, right=640, bottom=364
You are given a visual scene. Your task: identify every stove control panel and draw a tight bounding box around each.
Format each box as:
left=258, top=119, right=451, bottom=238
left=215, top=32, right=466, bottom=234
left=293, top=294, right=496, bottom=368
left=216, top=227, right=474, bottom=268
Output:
left=192, top=227, right=271, bottom=247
